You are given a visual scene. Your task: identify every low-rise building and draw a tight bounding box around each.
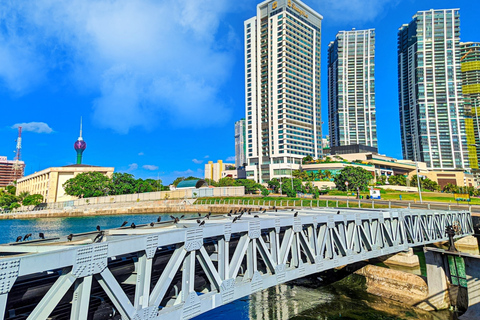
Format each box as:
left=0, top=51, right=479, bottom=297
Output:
left=16, top=164, right=114, bottom=203
left=204, top=161, right=235, bottom=182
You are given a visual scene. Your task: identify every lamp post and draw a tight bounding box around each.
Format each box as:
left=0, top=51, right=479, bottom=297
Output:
left=409, top=133, right=423, bottom=203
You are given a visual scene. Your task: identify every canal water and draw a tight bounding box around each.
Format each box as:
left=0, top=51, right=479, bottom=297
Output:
left=0, top=214, right=458, bottom=320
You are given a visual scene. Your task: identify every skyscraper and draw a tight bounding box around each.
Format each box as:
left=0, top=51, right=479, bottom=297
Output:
left=398, top=9, right=469, bottom=170
left=460, top=42, right=480, bottom=169
left=234, top=119, right=246, bottom=167
left=244, top=0, right=322, bottom=182
left=328, top=29, right=377, bottom=148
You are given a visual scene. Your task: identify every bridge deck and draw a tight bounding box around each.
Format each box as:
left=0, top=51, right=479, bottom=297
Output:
left=0, top=207, right=473, bottom=320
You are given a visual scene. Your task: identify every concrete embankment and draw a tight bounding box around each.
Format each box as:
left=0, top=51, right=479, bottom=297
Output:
left=0, top=201, right=243, bottom=220
left=354, top=265, right=428, bottom=306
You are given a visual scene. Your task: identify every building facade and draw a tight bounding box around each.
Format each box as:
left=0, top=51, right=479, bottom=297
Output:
left=460, top=42, right=480, bottom=169
left=204, top=161, right=235, bottom=182
left=244, top=0, right=323, bottom=183
left=16, top=164, right=114, bottom=203
left=0, top=156, right=24, bottom=188
left=398, top=9, right=469, bottom=170
left=234, top=119, right=247, bottom=167
left=328, top=29, right=377, bottom=148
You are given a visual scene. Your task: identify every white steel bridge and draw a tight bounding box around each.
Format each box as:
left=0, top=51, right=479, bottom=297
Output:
left=0, top=207, right=474, bottom=320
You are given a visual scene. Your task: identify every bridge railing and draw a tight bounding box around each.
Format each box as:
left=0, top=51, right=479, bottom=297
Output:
left=0, top=208, right=473, bottom=320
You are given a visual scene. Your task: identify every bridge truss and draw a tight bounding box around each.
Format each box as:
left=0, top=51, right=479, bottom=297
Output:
left=0, top=208, right=474, bottom=319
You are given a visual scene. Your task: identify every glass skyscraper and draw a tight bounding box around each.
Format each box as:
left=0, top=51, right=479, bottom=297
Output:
left=234, top=119, right=247, bottom=167
left=460, top=42, right=480, bottom=169
left=244, top=0, right=322, bottom=182
left=398, top=9, right=469, bottom=170
left=328, top=29, right=377, bottom=148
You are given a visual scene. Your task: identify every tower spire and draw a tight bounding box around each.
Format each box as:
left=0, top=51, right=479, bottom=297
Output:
left=74, top=117, right=87, bottom=164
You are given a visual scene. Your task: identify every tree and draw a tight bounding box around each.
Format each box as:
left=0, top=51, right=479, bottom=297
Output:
left=302, top=155, right=313, bottom=164
left=22, top=194, right=44, bottom=206
left=267, top=179, right=280, bottom=193
left=423, top=178, right=440, bottom=192
left=388, top=175, right=406, bottom=186
left=376, top=175, right=387, bottom=185
left=260, top=186, right=270, bottom=197
left=18, top=191, right=30, bottom=202
left=0, top=194, right=19, bottom=209
left=443, top=183, right=458, bottom=194
left=63, top=172, right=110, bottom=198
left=217, top=177, right=237, bottom=187
left=204, top=179, right=218, bottom=187
left=334, top=166, right=373, bottom=198
left=281, top=182, right=296, bottom=197
left=5, top=185, right=16, bottom=195
left=235, top=179, right=261, bottom=194
left=109, top=172, right=137, bottom=195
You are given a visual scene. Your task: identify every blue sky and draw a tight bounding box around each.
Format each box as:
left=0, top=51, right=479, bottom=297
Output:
left=0, top=0, right=478, bottom=184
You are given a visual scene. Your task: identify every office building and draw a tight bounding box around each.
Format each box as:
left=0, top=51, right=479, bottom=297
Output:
left=328, top=29, right=377, bottom=148
left=16, top=164, right=114, bottom=203
left=0, top=156, right=25, bottom=188
left=234, top=119, right=247, bottom=167
left=460, top=42, right=480, bottom=169
left=204, top=160, right=235, bottom=182
left=398, top=9, right=469, bottom=170
left=244, top=0, right=323, bottom=182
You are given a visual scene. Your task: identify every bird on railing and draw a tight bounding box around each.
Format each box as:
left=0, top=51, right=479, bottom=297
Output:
left=227, top=212, right=232, bottom=216
left=39, top=233, right=45, bottom=240
left=157, top=216, right=162, bottom=222
left=254, top=215, right=259, bottom=218
left=294, top=212, right=298, bottom=217
left=131, top=223, right=136, bottom=229
left=229, top=209, right=233, bottom=214
left=96, top=225, right=101, bottom=232
left=15, top=236, right=22, bottom=242
left=259, top=207, right=263, bottom=212
left=337, top=211, right=341, bottom=214
left=120, top=221, right=128, bottom=227
left=198, top=212, right=202, bottom=217
left=180, top=215, right=185, bottom=219
left=291, top=208, right=295, bottom=211
left=150, top=222, right=155, bottom=227
left=232, top=216, right=240, bottom=223
left=199, top=220, right=205, bottom=227
left=262, top=209, right=267, bottom=213
left=93, top=231, right=104, bottom=243
left=206, top=212, right=211, bottom=219
left=23, top=233, right=32, bottom=241
left=67, top=234, right=73, bottom=241
left=170, top=215, right=180, bottom=224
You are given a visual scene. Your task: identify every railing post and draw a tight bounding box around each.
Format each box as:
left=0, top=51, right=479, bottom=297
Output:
left=408, top=202, right=411, bottom=209
left=358, top=200, right=361, bottom=208
left=347, top=200, right=349, bottom=208
left=372, top=201, right=374, bottom=209
left=336, top=200, right=338, bottom=207
left=389, top=201, right=391, bottom=209
left=428, top=203, right=431, bottom=209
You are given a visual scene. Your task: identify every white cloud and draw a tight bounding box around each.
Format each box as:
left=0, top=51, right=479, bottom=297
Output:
left=204, top=155, right=209, bottom=159
left=138, top=152, right=144, bottom=156
left=11, top=122, right=53, bottom=134
left=312, top=0, right=400, bottom=23
left=126, top=163, right=138, bottom=171
left=192, top=158, right=204, bottom=164
left=226, top=156, right=235, bottom=162
left=143, top=164, right=159, bottom=171
left=0, top=0, right=237, bottom=133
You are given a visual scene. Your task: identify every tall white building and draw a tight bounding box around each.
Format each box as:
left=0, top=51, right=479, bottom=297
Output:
left=244, top=0, right=323, bottom=183
left=234, top=119, right=246, bottom=167
left=398, top=9, right=469, bottom=170
left=328, top=29, right=377, bottom=148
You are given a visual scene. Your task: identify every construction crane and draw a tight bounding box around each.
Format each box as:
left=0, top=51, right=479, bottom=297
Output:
left=460, top=48, right=474, bottom=61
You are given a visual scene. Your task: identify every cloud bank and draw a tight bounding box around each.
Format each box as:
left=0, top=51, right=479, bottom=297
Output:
left=12, top=122, right=53, bottom=134
left=0, top=0, right=236, bottom=133
left=143, top=164, right=159, bottom=171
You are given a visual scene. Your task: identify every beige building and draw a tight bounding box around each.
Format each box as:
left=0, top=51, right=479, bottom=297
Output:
left=424, top=171, right=477, bottom=188
left=204, top=161, right=234, bottom=182
left=16, top=164, right=114, bottom=203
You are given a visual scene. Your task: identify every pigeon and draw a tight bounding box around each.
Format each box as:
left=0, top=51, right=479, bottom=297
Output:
left=15, top=236, right=22, bottom=242
left=259, top=207, right=262, bottom=211
left=96, top=225, right=101, bottom=232
left=229, top=209, right=233, bottom=214
left=337, top=211, right=341, bottom=215
left=197, top=219, right=202, bottom=224
left=198, top=212, right=202, bottom=217
left=23, top=233, right=32, bottom=241
left=234, top=210, right=237, bottom=214
left=180, top=215, right=185, bottom=219
left=232, top=216, right=239, bottom=223
left=39, top=233, right=45, bottom=240
left=273, top=206, right=276, bottom=210
left=67, top=234, right=73, bottom=241
left=294, top=211, right=298, bottom=217
left=199, top=220, right=205, bottom=226
left=291, top=208, right=295, bottom=211
left=157, top=216, right=162, bottom=222
left=275, top=208, right=278, bottom=212
left=263, top=209, right=267, bottom=213
left=227, top=212, right=232, bottom=217
left=93, top=231, right=104, bottom=243
left=121, top=221, right=128, bottom=227
left=150, top=222, right=155, bottom=227
left=254, top=215, right=259, bottom=218
left=131, top=223, right=136, bottom=229
left=170, top=215, right=180, bottom=224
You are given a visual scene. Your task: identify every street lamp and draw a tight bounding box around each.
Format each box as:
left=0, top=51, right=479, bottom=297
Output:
left=409, top=133, right=423, bottom=203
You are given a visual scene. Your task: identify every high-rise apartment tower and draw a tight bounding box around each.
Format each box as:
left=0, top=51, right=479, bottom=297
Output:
left=460, top=42, right=480, bottom=169
left=398, top=9, right=469, bottom=169
left=234, top=119, right=247, bottom=167
left=328, top=29, right=377, bottom=148
left=244, top=0, right=322, bottom=182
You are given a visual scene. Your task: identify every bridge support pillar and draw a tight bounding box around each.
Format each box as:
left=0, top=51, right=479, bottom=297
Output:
left=459, top=257, right=480, bottom=319
left=422, top=250, right=450, bottom=310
